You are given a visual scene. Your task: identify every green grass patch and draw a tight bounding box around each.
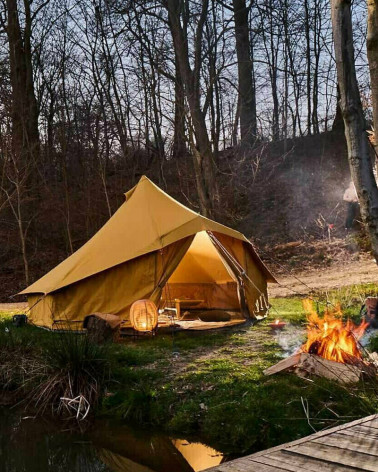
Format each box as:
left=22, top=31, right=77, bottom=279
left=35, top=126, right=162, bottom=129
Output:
left=2, top=284, right=378, bottom=456
left=270, top=298, right=306, bottom=324
left=0, top=310, right=15, bottom=321
left=315, top=283, right=378, bottom=323
left=271, top=283, right=378, bottom=325
left=147, top=351, right=378, bottom=454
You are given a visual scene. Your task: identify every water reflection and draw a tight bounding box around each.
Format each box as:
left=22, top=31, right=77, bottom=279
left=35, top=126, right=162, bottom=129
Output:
left=172, top=439, right=223, bottom=471
left=0, top=409, right=224, bottom=472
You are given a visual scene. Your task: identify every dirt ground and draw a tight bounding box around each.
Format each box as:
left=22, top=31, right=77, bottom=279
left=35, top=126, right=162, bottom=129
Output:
left=269, top=258, right=378, bottom=298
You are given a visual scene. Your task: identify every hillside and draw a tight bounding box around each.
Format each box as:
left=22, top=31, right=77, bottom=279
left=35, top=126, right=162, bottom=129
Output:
left=0, top=130, right=365, bottom=301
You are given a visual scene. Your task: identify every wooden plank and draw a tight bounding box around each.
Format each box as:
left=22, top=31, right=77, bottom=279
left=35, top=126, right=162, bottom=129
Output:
left=263, top=353, right=300, bottom=375
left=313, top=432, right=378, bottom=457
left=241, top=414, right=378, bottom=460
left=340, top=426, right=378, bottom=440
left=295, top=353, right=362, bottom=384
left=363, top=417, right=378, bottom=429
left=210, top=459, right=255, bottom=472
left=248, top=455, right=303, bottom=472
left=212, top=459, right=284, bottom=472
left=206, top=415, right=378, bottom=472
left=243, top=461, right=292, bottom=471
left=250, top=451, right=357, bottom=472
left=287, top=441, right=378, bottom=471
left=348, top=424, right=378, bottom=436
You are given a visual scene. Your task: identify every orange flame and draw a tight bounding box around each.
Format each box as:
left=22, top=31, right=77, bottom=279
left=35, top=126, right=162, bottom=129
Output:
left=300, top=299, right=368, bottom=363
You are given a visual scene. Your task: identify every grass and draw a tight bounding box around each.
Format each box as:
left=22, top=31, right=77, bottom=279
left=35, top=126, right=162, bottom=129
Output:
left=100, top=324, right=378, bottom=455
left=271, top=283, right=378, bottom=325
left=0, top=310, right=17, bottom=321
left=270, top=298, right=305, bottom=324
left=1, top=282, right=378, bottom=455
left=0, top=318, right=110, bottom=418
left=316, top=283, right=378, bottom=322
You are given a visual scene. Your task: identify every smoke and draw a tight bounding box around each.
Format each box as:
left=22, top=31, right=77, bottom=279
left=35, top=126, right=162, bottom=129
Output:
left=273, top=324, right=306, bottom=358
left=360, top=328, right=378, bottom=348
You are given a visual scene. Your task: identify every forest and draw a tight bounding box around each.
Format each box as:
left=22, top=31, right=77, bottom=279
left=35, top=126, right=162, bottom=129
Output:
left=2, top=2, right=378, bottom=470
left=0, top=0, right=376, bottom=294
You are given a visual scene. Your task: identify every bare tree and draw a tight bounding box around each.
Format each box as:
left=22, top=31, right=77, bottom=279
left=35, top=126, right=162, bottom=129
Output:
left=164, top=0, right=217, bottom=216
left=367, top=0, right=378, bottom=151
left=5, top=0, right=41, bottom=168
left=232, top=0, right=256, bottom=146
left=331, top=0, right=378, bottom=259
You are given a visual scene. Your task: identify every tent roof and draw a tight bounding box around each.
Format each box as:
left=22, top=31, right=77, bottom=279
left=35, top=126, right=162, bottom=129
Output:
left=21, top=176, right=275, bottom=295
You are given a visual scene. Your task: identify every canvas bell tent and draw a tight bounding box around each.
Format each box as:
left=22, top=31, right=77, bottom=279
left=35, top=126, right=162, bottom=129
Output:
left=21, top=176, right=276, bottom=329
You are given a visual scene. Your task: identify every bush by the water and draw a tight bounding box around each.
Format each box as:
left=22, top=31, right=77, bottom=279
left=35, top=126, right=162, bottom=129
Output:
left=0, top=320, right=110, bottom=417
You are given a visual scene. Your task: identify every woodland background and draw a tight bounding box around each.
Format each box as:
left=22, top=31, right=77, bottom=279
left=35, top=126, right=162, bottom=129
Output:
left=0, top=0, right=372, bottom=297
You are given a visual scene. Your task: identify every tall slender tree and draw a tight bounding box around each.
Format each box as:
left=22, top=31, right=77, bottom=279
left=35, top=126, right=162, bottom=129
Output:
left=331, top=0, right=378, bottom=260
left=164, top=0, right=217, bottom=217
left=6, top=0, right=40, bottom=167
left=367, top=0, right=378, bottom=152
left=233, top=0, right=256, bottom=146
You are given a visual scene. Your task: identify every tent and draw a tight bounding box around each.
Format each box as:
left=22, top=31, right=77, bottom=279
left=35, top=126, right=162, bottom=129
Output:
left=21, top=176, right=276, bottom=329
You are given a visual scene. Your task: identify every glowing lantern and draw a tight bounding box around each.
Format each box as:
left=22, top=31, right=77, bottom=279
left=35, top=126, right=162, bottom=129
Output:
left=130, top=299, right=158, bottom=332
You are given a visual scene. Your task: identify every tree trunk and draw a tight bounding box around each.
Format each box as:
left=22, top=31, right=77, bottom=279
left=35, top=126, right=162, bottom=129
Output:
left=304, top=0, right=312, bottom=135
left=367, top=0, right=378, bottom=151
left=172, top=51, right=186, bottom=159
left=165, top=0, right=217, bottom=217
left=332, top=85, right=345, bottom=131
left=6, top=0, right=40, bottom=167
left=312, top=0, right=321, bottom=134
left=331, top=0, right=378, bottom=260
left=233, top=0, right=256, bottom=146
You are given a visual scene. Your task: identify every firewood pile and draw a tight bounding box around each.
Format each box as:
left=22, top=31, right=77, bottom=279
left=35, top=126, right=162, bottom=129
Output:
left=264, top=352, right=377, bottom=384
left=264, top=299, right=378, bottom=385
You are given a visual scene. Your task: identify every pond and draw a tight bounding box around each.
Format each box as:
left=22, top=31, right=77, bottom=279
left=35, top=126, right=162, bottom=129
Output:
left=0, top=408, right=225, bottom=472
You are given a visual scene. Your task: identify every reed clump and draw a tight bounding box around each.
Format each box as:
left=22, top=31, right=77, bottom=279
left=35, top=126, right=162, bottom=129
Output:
left=0, top=320, right=110, bottom=419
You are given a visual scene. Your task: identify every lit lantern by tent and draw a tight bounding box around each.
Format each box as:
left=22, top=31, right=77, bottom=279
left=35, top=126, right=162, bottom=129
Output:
left=130, top=299, right=158, bottom=332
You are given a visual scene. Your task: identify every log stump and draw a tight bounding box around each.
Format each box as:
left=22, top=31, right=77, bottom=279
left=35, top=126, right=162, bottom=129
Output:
left=86, top=316, right=116, bottom=344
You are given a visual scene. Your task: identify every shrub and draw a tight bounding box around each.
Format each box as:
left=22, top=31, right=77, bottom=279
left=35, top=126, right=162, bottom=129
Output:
left=0, top=321, right=111, bottom=420
left=30, top=332, right=111, bottom=418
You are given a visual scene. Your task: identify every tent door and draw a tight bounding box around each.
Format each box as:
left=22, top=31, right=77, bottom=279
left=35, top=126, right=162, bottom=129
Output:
left=164, top=231, right=243, bottom=315
left=207, top=232, right=251, bottom=320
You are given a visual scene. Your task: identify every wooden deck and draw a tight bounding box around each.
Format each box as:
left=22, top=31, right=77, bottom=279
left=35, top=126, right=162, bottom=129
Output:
left=206, top=414, right=378, bottom=471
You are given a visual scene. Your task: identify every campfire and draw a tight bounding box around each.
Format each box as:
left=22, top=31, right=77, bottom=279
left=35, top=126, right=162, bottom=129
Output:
left=300, top=299, right=368, bottom=364
left=264, top=300, right=377, bottom=384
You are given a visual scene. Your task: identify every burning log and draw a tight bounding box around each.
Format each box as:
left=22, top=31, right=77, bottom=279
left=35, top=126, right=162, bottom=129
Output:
left=301, top=299, right=368, bottom=364
left=264, top=352, right=375, bottom=384
left=295, top=352, right=362, bottom=384
left=264, top=300, right=377, bottom=384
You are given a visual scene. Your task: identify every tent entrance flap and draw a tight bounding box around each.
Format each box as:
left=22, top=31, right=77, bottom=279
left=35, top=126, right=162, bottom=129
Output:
left=162, top=231, right=242, bottom=312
